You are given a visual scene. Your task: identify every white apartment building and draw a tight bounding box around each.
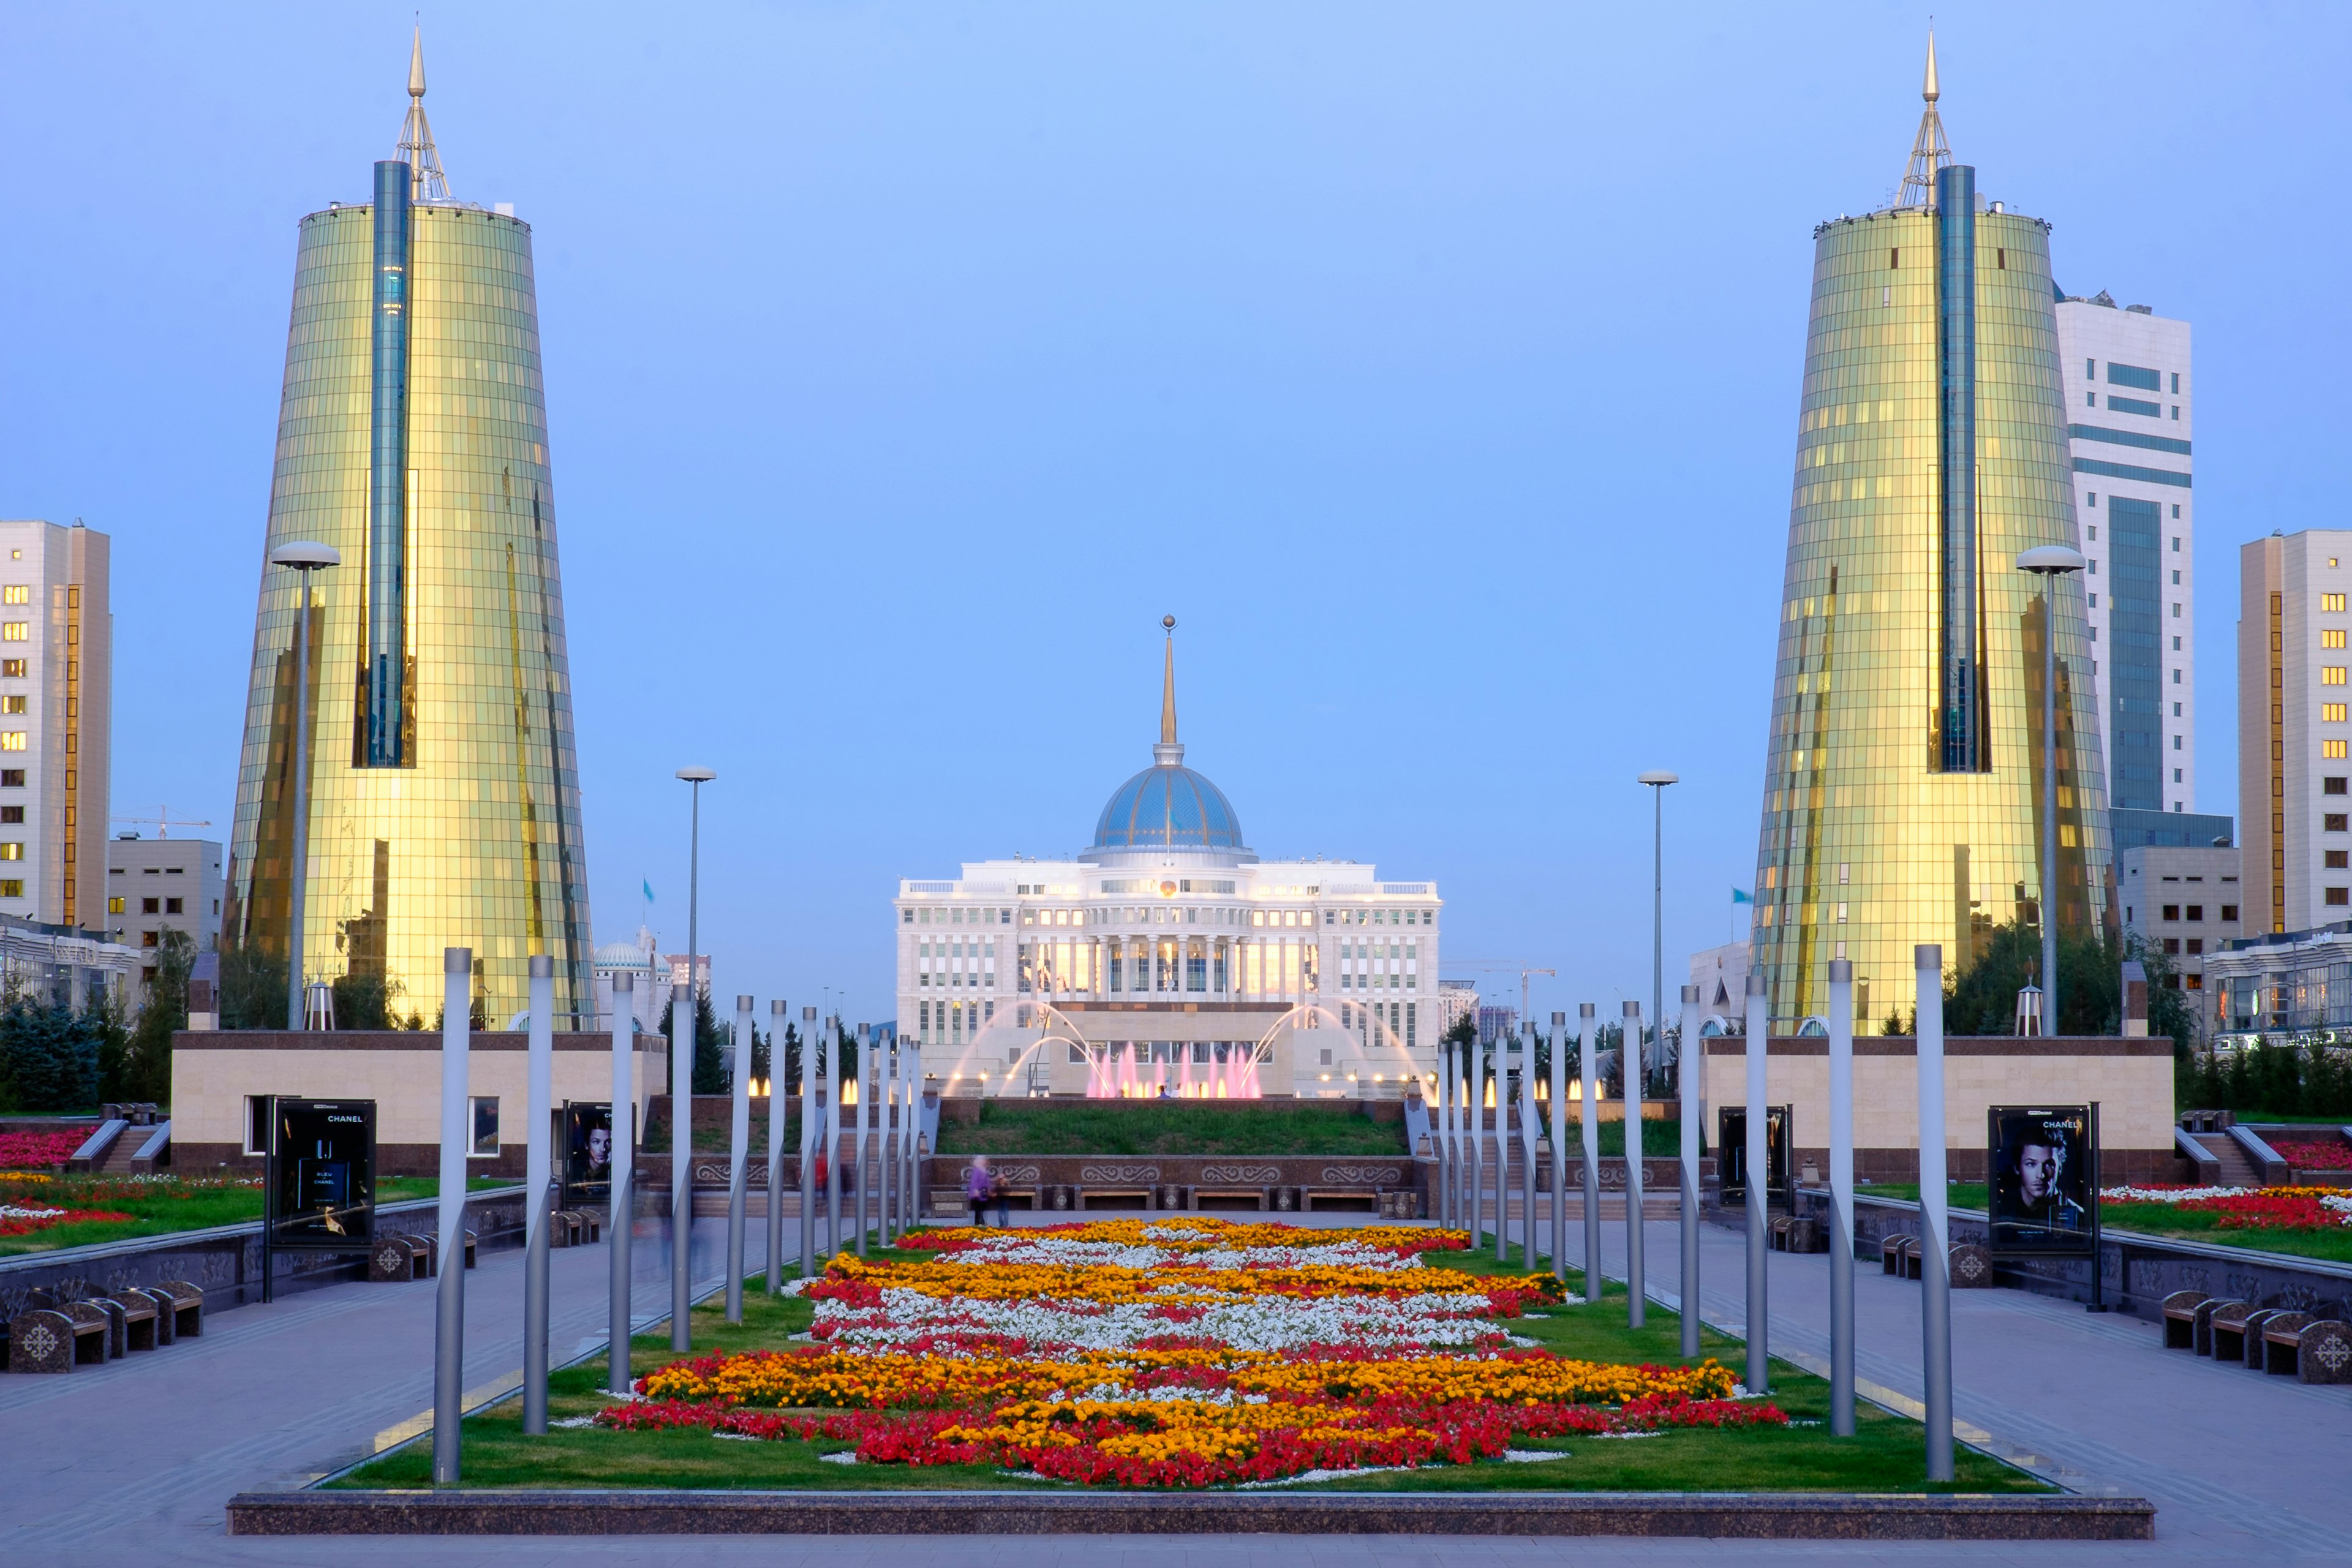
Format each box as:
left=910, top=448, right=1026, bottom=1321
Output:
left=0, top=521, right=111, bottom=932
left=104, top=835, right=224, bottom=959
left=2055, top=295, right=2193, bottom=817
left=2237, top=531, right=2352, bottom=935
left=894, top=635, right=1439, bottom=1098
left=2117, top=843, right=2242, bottom=1017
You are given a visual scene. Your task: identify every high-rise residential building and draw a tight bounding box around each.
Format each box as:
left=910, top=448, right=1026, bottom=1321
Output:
left=0, top=519, right=110, bottom=932
left=2236, top=530, right=2352, bottom=935
left=2054, top=295, right=2195, bottom=840
left=224, top=36, right=595, bottom=1026
left=2116, top=842, right=2240, bottom=1021
left=1747, top=39, right=2111, bottom=1032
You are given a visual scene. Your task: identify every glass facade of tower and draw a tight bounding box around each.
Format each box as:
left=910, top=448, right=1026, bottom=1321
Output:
left=225, top=192, right=595, bottom=1027
left=1750, top=191, right=2112, bottom=1032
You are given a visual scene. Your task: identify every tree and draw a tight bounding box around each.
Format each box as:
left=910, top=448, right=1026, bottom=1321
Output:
left=657, top=990, right=731, bottom=1095
left=219, top=941, right=290, bottom=1030
left=0, top=998, right=104, bottom=1111
left=332, top=970, right=394, bottom=1031
left=116, top=930, right=194, bottom=1102
left=1943, top=919, right=2120, bottom=1036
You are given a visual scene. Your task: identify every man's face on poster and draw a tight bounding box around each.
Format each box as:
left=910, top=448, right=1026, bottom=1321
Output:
left=2019, top=1141, right=2060, bottom=1204
left=587, top=1126, right=612, bottom=1169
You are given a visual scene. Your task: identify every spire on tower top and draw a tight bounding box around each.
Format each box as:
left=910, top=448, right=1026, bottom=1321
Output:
left=396, top=26, right=451, bottom=203
left=1154, top=616, right=1184, bottom=765
left=1894, top=28, right=1951, bottom=209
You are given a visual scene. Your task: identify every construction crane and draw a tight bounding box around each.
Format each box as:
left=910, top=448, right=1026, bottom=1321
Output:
left=1439, top=960, right=1558, bottom=1036
left=111, top=806, right=213, bottom=840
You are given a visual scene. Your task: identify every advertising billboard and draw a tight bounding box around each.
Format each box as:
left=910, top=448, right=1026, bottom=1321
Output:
left=562, top=1101, right=614, bottom=1201
left=1717, top=1104, right=1790, bottom=1207
left=1988, top=1104, right=2099, bottom=1255
left=266, top=1098, right=376, bottom=1251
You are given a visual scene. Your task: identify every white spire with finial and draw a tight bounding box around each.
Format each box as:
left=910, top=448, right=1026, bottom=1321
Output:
left=1893, top=28, right=1951, bottom=210
left=397, top=26, right=452, bottom=203
left=1153, top=616, right=1185, bottom=766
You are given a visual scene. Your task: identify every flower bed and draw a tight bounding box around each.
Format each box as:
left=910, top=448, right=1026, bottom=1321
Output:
left=599, top=1216, right=1784, bottom=1487
left=2268, top=1138, right=2352, bottom=1172
left=2101, top=1183, right=2352, bottom=1229
left=0, top=1201, right=135, bottom=1238
left=0, top=1129, right=94, bottom=1169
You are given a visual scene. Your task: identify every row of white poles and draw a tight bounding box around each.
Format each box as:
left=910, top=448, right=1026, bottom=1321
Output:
left=1423, top=947, right=1953, bottom=1480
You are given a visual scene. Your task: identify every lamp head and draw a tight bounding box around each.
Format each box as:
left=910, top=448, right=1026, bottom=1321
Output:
left=269, top=541, right=341, bottom=570
left=1638, top=771, right=1679, bottom=786
left=2015, top=545, right=2087, bottom=576
left=675, top=766, right=717, bottom=783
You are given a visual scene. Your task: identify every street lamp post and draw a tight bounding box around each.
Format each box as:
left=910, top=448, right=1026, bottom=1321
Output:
left=671, top=766, right=715, bottom=1351
left=1632, top=772, right=1677, bottom=1332
left=2015, top=546, right=2086, bottom=1035
left=268, top=541, right=340, bottom=1030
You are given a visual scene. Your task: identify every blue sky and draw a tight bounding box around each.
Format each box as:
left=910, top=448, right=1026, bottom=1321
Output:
left=2, top=2, right=2343, bottom=1026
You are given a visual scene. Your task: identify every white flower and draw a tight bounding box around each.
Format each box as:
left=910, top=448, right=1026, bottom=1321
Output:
left=810, top=1286, right=1506, bottom=1354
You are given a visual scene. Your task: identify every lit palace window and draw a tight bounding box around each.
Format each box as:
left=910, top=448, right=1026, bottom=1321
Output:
left=0, top=625, right=26, bottom=643
left=0, top=587, right=26, bottom=605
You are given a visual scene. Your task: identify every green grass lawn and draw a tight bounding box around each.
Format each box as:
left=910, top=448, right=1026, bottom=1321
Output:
left=1861, top=1182, right=2352, bottom=1265
left=937, top=1100, right=1411, bottom=1157
left=0, top=1174, right=512, bottom=1256
left=335, top=1235, right=2037, bottom=1495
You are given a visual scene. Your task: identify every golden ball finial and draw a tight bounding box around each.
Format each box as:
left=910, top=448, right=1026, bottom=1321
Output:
left=1163, top=614, right=1176, bottom=630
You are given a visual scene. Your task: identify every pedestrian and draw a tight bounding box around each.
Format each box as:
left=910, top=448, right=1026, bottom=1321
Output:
left=965, top=1155, right=993, bottom=1227
left=989, top=1164, right=1011, bottom=1228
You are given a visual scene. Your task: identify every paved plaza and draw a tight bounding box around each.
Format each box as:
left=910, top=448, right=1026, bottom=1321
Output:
left=2, top=1209, right=2348, bottom=1566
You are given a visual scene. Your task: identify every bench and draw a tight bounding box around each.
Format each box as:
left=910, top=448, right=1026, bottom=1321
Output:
left=1881, top=1234, right=1921, bottom=1278
left=2238, top=1309, right=2293, bottom=1368
left=2209, top=1302, right=2258, bottom=1363
left=99, top=1291, right=159, bottom=1353
left=927, top=1188, right=969, bottom=1217
left=1769, top=1216, right=1824, bottom=1253
left=2162, top=1290, right=2211, bottom=1349
left=6, top=1307, right=106, bottom=1373
left=130, top=1286, right=180, bottom=1346
left=2256, top=1313, right=2310, bottom=1374
left=2264, top=1317, right=2352, bottom=1383
left=1187, top=1186, right=1269, bottom=1212
left=152, top=1280, right=203, bottom=1340
left=371, top=1234, right=432, bottom=1281
left=78, top=1295, right=128, bottom=1359
left=1075, top=1186, right=1155, bottom=1212
left=2191, top=1297, right=2243, bottom=1357
left=1301, top=1189, right=1379, bottom=1213
left=1948, top=1242, right=1994, bottom=1288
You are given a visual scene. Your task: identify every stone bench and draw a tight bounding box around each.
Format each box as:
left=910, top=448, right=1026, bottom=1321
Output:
left=6, top=1306, right=106, bottom=1372
left=1075, top=1186, right=1155, bottom=1212
left=2190, top=1297, right=2243, bottom=1357
left=2161, top=1290, right=2211, bottom=1350
left=1301, top=1188, right=1380, bottom=1213
left=2209, top=1301, right=2260, bottom=1363
left=2263, top=1316, right=2352, bottom=1383
left=99, top=1290, right=159, bottom=1354
left=1186, top=1185, right=1269, bottom=1211
left=1770, top=1216, right=1824, bottom=1253
left=1881, top=1233, right=1921, bottom=1278
left=371, top=1234, right=432, bottom=1281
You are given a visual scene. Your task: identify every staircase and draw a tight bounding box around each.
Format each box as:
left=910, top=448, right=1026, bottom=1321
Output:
left=2193, top=1133, right=2258, bottom=1189
left=100, top=1121, right=168, bottom=1174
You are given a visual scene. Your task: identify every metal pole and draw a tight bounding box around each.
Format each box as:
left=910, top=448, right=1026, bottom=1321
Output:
left=1466, top=1038, right=1483, bottom=1249
left=2042, top=592, right=2059, bottom=1035
left=725, top=993, right=752, bottom=1322
left=1519, top=1023, right=1537, bottom=1268
left=826, top=1016, right=844, bottom=1255
left=799, top=1006, right=817, bottom=1278
left=882, top=1029, right=900, bottom=1244
left=1678, top=982, right=1702, bottom=1359
left=1828, top=957, right=1856, bottom=1435
left=671, top=775, right=704, bottom=1354
left=522, top=953, right=554, bottom=1433
left=1434, top=1039, right=1452, bottom=1229
left=285, top=576, right=314, bottom=1031
left=1743, top=972, right=1770, bottom=1393
left=905, top=1040, right=923, bottom=1234
left=1622, top=998, right=1645, bottom=1327
left=1579, top=1002, right=1601, bottom=1302
left=608, top=971, right=635, bottom=1396
left=767, top=999, right=788, bottom=1294
left=854, top=1025, right=873, bottom=1256
left=1917, top=943, right=1954, bottom=1481
left=432, top=946, right=470, bottom=1484
left=1488, top=1042, right=1505, bottom=1263
left=1550, top=1011, right=1567, bottom=1282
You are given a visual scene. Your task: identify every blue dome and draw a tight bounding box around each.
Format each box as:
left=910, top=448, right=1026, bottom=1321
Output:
left=1092, top=762, right=1245, bottom=851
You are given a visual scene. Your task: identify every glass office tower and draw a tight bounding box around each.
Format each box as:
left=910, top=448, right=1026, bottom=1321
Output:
left=1747, top=40, right=2112, bottom=1032
left=225, top=39, right=595, bottom=1026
